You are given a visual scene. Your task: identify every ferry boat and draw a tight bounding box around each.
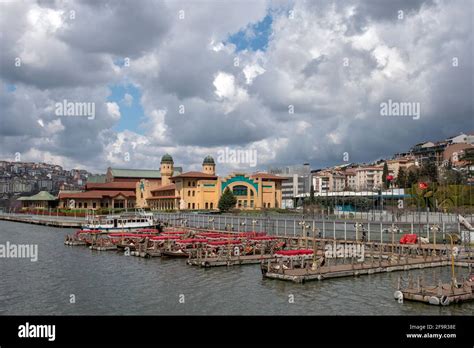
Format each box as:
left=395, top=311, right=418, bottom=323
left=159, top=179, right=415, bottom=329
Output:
left=82, top=209, right=161, bottom=232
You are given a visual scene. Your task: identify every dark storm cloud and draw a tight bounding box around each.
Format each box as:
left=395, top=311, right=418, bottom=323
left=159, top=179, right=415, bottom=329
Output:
left=56, top=0, right=172, bottom=57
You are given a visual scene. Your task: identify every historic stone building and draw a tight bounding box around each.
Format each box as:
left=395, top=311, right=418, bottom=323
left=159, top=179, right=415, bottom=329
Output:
left=137, top=154, right=284, bottom=211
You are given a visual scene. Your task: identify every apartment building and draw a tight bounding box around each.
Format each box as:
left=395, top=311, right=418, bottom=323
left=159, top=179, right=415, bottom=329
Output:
left=355, top=166, right=384, bottom=191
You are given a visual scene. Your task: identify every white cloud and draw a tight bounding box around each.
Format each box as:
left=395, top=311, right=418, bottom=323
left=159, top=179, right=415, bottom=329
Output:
left=122, top=93, right=133, bottom=106
left=106, top=102, right=121, bottom=121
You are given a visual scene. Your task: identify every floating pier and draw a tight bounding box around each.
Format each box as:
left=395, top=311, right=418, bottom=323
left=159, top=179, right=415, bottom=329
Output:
left=187, top=254, right=274, bottom=267
left=0, top=214, right=82, bottom=228
left=394, top=273, right=474, bottom=306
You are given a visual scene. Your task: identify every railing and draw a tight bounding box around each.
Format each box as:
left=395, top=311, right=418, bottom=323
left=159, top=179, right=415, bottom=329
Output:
left=152, top=212, right=472, bottom=244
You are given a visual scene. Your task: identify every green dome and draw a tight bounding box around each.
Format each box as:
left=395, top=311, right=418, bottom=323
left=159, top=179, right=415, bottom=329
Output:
left=161, top=153, right=174, bottom=163
left=203, top=155, right=215, bottom=165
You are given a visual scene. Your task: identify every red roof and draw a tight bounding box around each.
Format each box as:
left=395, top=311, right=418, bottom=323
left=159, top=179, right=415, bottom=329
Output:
left=85, top=182, right=136, bottom=190
left=171, top=171, right=218, bottom=179
left=59, top=190, right=136, bottom=199
left=151, top=184, right=176, bottom=193
left=251, top=173, right=287, bottom=181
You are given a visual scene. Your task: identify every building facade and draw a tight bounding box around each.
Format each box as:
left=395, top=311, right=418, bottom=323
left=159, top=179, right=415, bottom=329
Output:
left=138, top=155, right=285, bottom=211
left=268, top=163, right=311, bottom=208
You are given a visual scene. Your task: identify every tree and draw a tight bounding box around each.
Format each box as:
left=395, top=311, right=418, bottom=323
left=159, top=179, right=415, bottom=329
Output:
left=309, top=184, right=315, bottom=204
left=382, top=162, right=389, bottom=189
left=396, top=167, right=407, bottom=188
left=419, top=160, right=438, bottom=183
left=406, top=169, right=419, bottom=188
left=218, top=188, right=237, bottom=212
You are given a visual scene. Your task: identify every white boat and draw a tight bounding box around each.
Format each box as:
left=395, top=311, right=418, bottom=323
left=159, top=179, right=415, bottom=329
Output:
left=82, top=209, right=159, bottom=232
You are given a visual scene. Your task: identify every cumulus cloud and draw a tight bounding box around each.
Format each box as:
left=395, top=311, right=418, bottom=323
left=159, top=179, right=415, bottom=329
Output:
left=0, top=0, right=471, bottom=174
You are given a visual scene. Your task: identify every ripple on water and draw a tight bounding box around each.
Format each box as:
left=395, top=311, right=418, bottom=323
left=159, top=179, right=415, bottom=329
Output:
left=0, top=221, right=473, bottom=315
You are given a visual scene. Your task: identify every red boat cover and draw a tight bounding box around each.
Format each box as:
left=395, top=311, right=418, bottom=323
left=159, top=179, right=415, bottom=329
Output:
left=177, top=239, right=208, bottom=244
left=237, top=231, right=267, bottom=237
left=150, top=236, right=181, bottom=240
left=275, top=249, right=314, bottom=256
left=400, top=234, right=418, bottom=244
left=162, top=231, right=186, bottom=234
left=197, top=233, right=230, bottom=237
left=77, top=229, right=102, bottom=233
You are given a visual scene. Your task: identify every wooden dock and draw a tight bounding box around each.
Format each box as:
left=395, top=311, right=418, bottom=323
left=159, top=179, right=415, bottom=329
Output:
left=0, top=214, right=82, bottom=228
left=89, top=245, right=117, bottom=251
left=187, top=254, right=274, bottom=267
left=395, top=273, right=474, bottom=306
left=64, top=240, right=87, bottom=246
left=262, top=256, right=473, bottom=283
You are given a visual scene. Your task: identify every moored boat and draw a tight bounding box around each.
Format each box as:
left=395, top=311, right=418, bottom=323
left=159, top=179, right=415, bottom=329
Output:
left=82, top=209, right=161, bottom=232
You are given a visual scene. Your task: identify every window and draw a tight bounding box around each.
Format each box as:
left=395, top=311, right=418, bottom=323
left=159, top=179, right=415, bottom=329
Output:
left=84, top=203, right=88, bottom=208
left=205, top=202, right=208, bottom=209
left=192, top=203, right=195, bottom=209
left=244, top=200, right=247, bottom=208
left=114, top=200, right=124, bottom=209
left=93, top=202, right=96, bottom=209
left=250, top=200, right=254, bottom=208
left=233, top=185, right=248, bottom=196
left=188, top=182, right=191, bottom=187
left=188, top=190, right=191, bottom=196
left=192, top=191, right=195, bottom=197
left=188, top=203, right=191, bottom=209
left=210, top=202, right=213, bottom=209
left=78, top=202, right=82, bottom=208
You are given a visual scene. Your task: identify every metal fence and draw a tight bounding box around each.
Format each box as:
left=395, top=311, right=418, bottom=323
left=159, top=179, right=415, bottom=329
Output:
left=153, top=212, right=467, bottom=244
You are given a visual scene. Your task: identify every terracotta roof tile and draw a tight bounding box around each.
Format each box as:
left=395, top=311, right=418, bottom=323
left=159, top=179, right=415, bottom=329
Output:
left=171, top=171, right=217, bottom=179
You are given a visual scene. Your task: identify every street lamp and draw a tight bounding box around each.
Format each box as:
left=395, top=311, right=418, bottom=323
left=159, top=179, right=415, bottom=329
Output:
left=446, top=233, right=457, bottom=286
left=208, top=217, right=215, bottom=230
left=251, top=219, right=257, bottom=232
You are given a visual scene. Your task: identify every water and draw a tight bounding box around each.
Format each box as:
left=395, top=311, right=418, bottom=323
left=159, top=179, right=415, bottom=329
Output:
left=0, top=221, right=472, bottom=315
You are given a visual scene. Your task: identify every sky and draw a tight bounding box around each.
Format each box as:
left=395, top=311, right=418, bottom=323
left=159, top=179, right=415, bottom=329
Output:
left=0, top=0, right=472, bottom=175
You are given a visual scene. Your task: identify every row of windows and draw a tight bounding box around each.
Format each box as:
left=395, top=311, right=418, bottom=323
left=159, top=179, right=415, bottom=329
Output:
left=185, top=202, right=215, bottom=209
left=187, top=181, right=197, bottom=187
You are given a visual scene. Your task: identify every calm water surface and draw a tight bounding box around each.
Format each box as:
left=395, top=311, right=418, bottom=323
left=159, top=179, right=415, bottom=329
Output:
left=0, top=221, right=472, bottom=315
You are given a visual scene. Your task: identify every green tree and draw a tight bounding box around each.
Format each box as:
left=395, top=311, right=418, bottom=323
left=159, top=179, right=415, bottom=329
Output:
left=396, top=167, right=407, bottom=188
left=382, top=162, right=389, bottom=189
left=419, top=160, right=438, bottom=183
left=406, top=169, right=419, bottom=188
left=309, top=184, right=315, bottom=204
left=218, top=188, right=237, bottom=212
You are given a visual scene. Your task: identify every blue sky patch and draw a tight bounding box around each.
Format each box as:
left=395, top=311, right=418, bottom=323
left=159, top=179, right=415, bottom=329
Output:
left=227, top=14, right=273, bottom=52
left=107, top=84, right=145, bottom=134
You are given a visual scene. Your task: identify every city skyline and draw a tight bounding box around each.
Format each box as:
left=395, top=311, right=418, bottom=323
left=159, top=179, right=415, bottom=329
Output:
left=1, top=0, right=472, bottom=174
